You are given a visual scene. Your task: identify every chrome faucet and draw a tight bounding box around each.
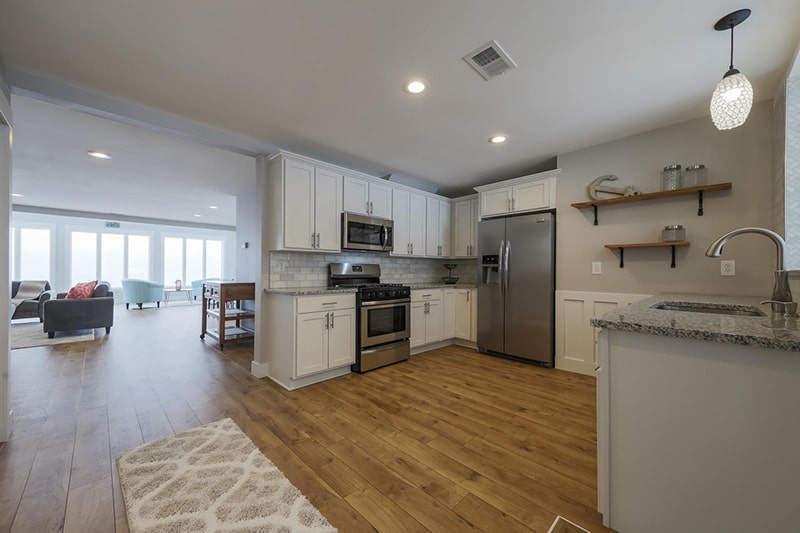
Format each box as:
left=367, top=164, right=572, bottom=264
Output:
left=705, top=227, right=794, bottom=315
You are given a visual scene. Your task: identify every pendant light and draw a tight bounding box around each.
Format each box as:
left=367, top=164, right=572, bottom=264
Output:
left=710, top=9, right=753, bottom=130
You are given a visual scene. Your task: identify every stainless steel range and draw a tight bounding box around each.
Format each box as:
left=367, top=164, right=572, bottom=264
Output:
left=329, top=263, right=411, bottom=373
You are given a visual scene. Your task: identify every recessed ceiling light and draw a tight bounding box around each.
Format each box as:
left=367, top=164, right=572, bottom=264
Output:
left=12, top=193, right=24, bottom=197
left=208, top=205, right=218, bottom=209
left=88, top=151, right=112, bottom=159
left=489, top=135, right=508, bottom=144
left=193, top=214, right=202, bottom=218
left=403, top=79, right=429, bottom=94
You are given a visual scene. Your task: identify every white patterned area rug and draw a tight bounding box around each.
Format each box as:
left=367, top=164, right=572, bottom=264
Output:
left=10, top=322, right=94, bottom=349
left=117, top=418, right=337, bottom=532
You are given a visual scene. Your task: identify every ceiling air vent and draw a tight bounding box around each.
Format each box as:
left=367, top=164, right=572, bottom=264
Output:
left=463, top=40, right=517, bottom=80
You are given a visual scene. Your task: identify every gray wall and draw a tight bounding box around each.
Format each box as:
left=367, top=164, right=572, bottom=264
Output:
left=785, top=77, right=800, bottom=269
left=235, top=176, right=259, bottom=283
left=1, top=56, right=12, bottom=441
left=556, top=100, right=774, bottom=297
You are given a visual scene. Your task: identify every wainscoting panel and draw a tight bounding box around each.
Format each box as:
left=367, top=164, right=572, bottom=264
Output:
left=555, top=290, right=650, bottom=375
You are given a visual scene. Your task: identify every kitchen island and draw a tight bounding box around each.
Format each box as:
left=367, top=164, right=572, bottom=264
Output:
left=592, top=294, right=800, bottom=532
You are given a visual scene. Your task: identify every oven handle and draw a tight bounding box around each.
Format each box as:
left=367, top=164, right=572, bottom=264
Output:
left=360, top=298, right=411, bottom=308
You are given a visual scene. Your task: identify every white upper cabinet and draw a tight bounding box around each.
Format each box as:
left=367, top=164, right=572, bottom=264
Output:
left=392, top=188, right=426, bottom=257
left=452, top=196, right=478, bottom=258
left=475, top=169, right=560, bottom=219
left=425, top=198, right=451, bottom=257
left=343, top=175, right=392, bottom=218
left=271, top=155, right=342, bottom=252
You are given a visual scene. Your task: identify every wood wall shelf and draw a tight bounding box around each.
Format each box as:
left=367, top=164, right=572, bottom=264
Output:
left=571, top=182, right=732, bottom=225
left=604, top=241, right=690, bottom=268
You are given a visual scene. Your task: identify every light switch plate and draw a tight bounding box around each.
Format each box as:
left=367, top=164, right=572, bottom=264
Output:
left=721, top=260, right=735, bottom=276
left=592, top=262, right=602, bottom=275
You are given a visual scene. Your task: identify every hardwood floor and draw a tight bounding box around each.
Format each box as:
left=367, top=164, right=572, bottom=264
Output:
left=0, top=304, right=613, bottom=532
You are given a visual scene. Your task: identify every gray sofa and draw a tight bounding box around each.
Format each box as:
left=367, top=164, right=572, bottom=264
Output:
left=11, top=280, right=53, bottom=321
left=42, top=281, right=114, bottom=338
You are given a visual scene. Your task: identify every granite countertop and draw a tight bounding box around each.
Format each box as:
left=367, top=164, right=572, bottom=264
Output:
left=408, top=282, right=477, bottom=290
left=591, top=293, right=800, bottom=352
left=264, top=287, right=358, bottom=296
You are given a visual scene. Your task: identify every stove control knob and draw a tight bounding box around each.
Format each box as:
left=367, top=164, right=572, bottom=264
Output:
left=378, top=291, right=386, bottom=298
left=389, top=291, right=396, bottom=298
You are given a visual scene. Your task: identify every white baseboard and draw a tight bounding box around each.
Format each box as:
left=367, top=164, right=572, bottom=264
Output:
left=269, top=365, right=351, bottom=391
left=250, top=359, right=270, bottom=378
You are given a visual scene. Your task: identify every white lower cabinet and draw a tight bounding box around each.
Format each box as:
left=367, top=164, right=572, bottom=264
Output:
left=411, top=289, right=443, bottom=348
left=296, top=307, right=355, bottom=377
left=445, top=288, right=476, bottom=341
left=415, top=288, right=477, bottom=350
left=264, top=292, right=355, bottom=389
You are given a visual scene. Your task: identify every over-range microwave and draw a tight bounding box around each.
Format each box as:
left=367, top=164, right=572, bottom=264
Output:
left=342, top=212, right=394, bottom=252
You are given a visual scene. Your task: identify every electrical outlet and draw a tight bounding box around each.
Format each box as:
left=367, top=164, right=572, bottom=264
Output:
left=591, top=262, right=602, bottom=275
left=721, top=260, right=735, bottom=276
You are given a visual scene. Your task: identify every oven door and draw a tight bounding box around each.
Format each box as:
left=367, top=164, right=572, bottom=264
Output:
left=343, top=212, right=394, bottom=252
left=360, top=299, right=410, bottom=348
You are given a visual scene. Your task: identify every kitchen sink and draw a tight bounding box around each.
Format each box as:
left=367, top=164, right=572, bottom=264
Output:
left=650, top=301, right=765, bottom=317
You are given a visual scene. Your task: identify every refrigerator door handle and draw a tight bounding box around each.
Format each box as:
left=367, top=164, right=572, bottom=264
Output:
left=504, top=240, right=511, bottom=295
left=498, top=240, right=505, bottom=296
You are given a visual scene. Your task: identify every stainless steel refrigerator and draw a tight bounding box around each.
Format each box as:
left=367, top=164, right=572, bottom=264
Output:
left=477, top=212, right=555, bottom=366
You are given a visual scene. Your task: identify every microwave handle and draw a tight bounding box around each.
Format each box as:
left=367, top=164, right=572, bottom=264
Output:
left=381, top=225, right=388, bottom=249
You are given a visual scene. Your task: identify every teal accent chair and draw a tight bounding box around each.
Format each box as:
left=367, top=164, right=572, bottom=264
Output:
left=121, top=279, right=165, bottom=309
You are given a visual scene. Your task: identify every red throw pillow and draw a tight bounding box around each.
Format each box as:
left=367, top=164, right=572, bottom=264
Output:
left=67, top=280, right=98, bottom=299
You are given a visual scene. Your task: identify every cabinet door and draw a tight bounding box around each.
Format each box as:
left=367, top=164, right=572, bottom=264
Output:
left=454, top=290, right=471, bottom=340
left=425, top=197, right=440, bottom=256
left=480, top=187, right=512, bottom=217
left=391, top=188, right=410, bottom=255
left=410, top=301, right=427, bottom=348
left=315, top=167, right=343, bottom=251
left=369, top=182, right=392, bottom=218
left=327, top=309, right=355, bottom=368
left=453, top=199, right=474, bottom=257
left=513, top=180, right=549, bottom=212
left=442, top=289, right=456, bottom=339
left=296, top=311, right=328, bottom=377
left=425, top=300, right=443, bottom=345
left=284, top=159, right=316, bottom=250
left=439, top=200, right=451, bottom=257
left=408, top=192, right=426, bottom=256
left=343, top=175, right=369, bottom=215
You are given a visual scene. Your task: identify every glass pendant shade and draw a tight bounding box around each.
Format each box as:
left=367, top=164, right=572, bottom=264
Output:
left=710, top=71, right=753, bottom=130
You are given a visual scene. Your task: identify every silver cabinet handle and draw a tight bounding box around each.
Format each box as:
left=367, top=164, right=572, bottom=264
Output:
left=325, top=312, right=330, bottom=329
left=330, top=312, right=335, bottom=328
left=507, top=198, right=511, bottom=211
left=321, top=302, right=338, bottom=306
left=370, top=201, right=374, bottom=214
left=422, top=294, right=432, bottom=298
left=511, top=197, right=515, bottom=210
left=467, top=291, right=470, bottom=302
left=366, top=200, right=370, bottom=213
left=411, top=243, right=414, bottom=254
left=311, top=232, right=316, bottom=248
left=316, top=233, right=320, bottom=248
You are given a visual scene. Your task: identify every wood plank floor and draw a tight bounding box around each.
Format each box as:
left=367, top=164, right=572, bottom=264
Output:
left=0, top=304, right=613, bottom=532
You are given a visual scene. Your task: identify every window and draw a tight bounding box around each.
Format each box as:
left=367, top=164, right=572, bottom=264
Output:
left=19, top=228, right=51, bottom=280
left=185, top=239, right=204, bottom=285
left=206, top=240, right=223, bottom=279
left=164, top=237, right=184, bottom=285
left=71, top=231, right=97, bottom=285
left=162, top=237, right=224, bottom=284
left=127, top=235, right=150, bottom=280
left=101, top=233, right=124, bottom=288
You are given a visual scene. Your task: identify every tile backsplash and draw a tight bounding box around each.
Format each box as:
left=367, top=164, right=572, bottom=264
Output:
left=269, top=251, right=477, bottom=288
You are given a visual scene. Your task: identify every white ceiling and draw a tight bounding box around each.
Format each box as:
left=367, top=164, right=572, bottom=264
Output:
left=10, top=95, right=254, bottom=226
left=1, top=1, right=800, bottom=198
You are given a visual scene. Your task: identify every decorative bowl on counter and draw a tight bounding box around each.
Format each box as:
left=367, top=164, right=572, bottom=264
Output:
left=442, top=276, right=459, bottom=284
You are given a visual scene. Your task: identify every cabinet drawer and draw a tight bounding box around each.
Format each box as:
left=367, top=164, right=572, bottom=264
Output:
left=411, top=289, right=442, bottom=302
left=296, top=294, right=355, bottom=314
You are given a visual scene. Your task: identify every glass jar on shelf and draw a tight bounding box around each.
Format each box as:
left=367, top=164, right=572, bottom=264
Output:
left=683, top=164, right=708, bottom=187
left=661, top=164, right=682, bottom=191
